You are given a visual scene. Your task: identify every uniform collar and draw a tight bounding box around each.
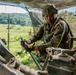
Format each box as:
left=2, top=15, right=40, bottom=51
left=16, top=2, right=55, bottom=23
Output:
left=53, top=17, right=59, bottom=26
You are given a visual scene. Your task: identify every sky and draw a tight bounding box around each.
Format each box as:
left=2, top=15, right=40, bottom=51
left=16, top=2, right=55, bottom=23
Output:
left=59, top=6, right=76, bottom=15
left=0, top=4, right=76, bottom=15
left=0, top=5, right=27, bottom=13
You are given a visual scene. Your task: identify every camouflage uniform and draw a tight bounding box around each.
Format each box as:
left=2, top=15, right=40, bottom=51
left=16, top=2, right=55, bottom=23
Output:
left=29, top=5, right=73, bottom=55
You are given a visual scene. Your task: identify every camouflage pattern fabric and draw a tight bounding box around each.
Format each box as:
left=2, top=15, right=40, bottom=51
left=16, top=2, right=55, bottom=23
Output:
left=29, top=17, right=73, bottom=56
left=42, top=5, right=58, bottom=16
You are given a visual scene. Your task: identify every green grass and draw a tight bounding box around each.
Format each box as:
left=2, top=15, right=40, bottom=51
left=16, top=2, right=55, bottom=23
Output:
left=0, top=24, right=39, bottom=69
left=0, top=24, right=33, bottom=51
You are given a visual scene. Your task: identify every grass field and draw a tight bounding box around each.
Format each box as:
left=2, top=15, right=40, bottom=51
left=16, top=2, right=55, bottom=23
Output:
left=0, top=24, right=33, bottom=51
left=0, top=24, right=39, bottom=69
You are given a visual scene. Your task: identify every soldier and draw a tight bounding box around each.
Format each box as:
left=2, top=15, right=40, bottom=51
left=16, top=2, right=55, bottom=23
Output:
left=21, top=4, right=73, bottom=56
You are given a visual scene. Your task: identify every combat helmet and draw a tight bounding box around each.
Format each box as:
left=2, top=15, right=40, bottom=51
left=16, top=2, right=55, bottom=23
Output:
left=42, top=4, right=58, bottom=17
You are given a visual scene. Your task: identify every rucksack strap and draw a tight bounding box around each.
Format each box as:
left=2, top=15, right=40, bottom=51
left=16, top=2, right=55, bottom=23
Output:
left=57, top=18, right=73, bottom=49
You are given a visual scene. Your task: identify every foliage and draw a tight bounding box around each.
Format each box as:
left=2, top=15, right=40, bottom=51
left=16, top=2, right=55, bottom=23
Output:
left=59, top=11, right=76, bottom=37
left=0, top=24, right=40, bottom=69
left=0, top=13, right=32, bottom=26
left=0, top=13, right=42, bottom=27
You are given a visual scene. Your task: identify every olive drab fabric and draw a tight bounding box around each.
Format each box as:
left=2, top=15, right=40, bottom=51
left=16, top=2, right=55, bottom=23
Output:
left=42, top=5, right=58, bottom=17
left=29, top=17, right=73, bottom=56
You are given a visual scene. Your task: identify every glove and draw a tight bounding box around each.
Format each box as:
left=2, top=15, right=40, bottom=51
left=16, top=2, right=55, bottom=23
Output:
left=26, top=44, right=34, bottom=52
left=20, top=38, right=34, bottom=52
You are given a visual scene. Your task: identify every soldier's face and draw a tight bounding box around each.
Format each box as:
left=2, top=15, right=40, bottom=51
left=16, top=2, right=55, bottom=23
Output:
left=44, top=13, right=54, bottom=23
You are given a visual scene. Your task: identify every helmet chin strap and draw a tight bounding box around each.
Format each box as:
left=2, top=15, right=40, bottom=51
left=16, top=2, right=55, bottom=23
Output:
left=54, top=14, right=57, bottom=19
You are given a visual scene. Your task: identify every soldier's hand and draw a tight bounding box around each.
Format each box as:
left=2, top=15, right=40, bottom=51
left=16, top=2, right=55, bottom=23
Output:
left=27, top=44, right=34, bottom=52
left=27, top=39, right=31, bottom=44
left=20, top=38, right=34, bottom=52
left=22, top=44, right=34, bottom=52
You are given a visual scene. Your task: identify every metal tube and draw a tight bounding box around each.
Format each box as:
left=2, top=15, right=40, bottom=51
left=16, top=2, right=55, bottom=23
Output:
left=29, top=52, right=42, bottom=70
left=42, top=54, right=49, bottom=71
left=8, top=14, right=10, bottom=50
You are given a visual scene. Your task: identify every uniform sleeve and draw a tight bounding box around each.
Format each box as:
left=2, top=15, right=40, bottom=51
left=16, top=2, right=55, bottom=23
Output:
left=29, top=26, right=44, bottom=43
left=38, top=24, right=64, bottom=55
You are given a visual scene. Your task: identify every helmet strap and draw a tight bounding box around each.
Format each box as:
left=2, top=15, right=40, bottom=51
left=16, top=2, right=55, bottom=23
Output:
left=54, top=14, right=57, bottom=19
